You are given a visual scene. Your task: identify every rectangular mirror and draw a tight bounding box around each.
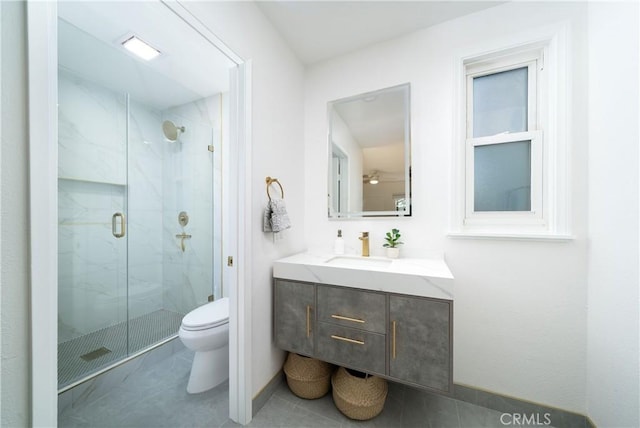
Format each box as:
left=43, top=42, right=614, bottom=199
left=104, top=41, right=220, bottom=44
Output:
left=328, top=83, right=411, bottom=218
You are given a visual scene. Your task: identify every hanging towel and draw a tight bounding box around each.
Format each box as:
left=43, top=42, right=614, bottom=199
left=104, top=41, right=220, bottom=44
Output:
left=263, top=198, right=291, bottom=233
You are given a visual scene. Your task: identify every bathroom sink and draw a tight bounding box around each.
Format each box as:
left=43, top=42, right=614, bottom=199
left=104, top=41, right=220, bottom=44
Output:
left=324, top=255, right=392, bottom=268
left=273, top=252, right=454, bottom=300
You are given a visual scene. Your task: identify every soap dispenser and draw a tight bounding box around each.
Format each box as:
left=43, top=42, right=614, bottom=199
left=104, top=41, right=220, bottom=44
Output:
left=334, top=229, right=345, bottom=255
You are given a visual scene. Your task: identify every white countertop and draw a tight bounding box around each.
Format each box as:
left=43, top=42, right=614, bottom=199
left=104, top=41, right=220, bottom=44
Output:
left=273, top=252, right=454, bottom=300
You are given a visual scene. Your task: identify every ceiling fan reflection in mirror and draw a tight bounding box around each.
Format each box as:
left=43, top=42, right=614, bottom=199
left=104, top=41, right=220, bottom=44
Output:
left=363, top=170, right=405, bottom=184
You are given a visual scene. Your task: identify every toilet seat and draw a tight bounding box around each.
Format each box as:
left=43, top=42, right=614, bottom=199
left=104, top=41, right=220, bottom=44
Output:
left=181, top=297, right=229, bottom=331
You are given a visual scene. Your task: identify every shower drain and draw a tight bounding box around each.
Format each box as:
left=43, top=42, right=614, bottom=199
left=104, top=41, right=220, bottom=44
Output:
left=80, top=347, right=112, bottom=362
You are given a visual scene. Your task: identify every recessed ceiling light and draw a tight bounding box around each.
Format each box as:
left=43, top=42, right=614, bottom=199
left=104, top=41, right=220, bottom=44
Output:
left=121, top=36, right=161, bottom=61
left=369, top=177, right=379, bottom=184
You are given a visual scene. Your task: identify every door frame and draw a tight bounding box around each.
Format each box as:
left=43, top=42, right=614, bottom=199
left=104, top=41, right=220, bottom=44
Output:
left=27, top=1, right=252, bottom=425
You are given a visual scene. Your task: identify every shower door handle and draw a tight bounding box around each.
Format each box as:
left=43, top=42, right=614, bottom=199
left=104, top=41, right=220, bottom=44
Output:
left=112, top=212, right=126, bottom=238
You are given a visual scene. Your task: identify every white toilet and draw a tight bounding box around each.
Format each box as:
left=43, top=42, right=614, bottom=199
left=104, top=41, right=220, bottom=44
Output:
left=179, top=297, right=229, bottom=394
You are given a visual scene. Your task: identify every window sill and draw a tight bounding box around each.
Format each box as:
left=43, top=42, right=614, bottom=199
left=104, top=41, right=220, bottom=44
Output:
left=447, top=232, right=574, bottom=242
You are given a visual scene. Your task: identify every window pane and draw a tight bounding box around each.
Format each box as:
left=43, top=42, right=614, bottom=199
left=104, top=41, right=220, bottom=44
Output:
left=473, top=67, right=528, bottom=137
left=474, top=141, right=531, bottom=212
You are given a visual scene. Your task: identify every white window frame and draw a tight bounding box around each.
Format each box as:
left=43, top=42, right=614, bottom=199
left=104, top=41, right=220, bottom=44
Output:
left=451, top=32, right=572, bottom=240
left=465, top=50, right=544, bottom=226
left=465, top=130, right=543, bottom=224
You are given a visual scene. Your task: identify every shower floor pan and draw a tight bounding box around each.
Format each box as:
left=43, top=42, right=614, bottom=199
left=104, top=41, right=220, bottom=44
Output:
left=58, top=309, right=184, bottom=389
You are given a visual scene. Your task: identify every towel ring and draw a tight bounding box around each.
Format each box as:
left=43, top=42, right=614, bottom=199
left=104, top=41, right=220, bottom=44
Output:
left=266, top=176, right=284, bottom=201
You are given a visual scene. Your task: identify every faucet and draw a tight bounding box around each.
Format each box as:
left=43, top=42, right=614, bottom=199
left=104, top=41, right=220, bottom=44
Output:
left=175, top=233, right=192, bottom=252
left=359, top=232, right=370, bottom=257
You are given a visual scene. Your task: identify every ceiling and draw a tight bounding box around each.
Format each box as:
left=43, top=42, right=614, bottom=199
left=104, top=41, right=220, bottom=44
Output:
left=56, top=1, right=504, bottom=109
left=58, top=2, right=235, bottom=110
left=333, top=85, right=407, bottom=149
left=256, top=1, right=504, bottom=65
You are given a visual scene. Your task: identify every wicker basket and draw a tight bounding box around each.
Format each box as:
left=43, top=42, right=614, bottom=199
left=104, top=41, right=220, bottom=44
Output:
left=331, top=367, right=388, bottom=420
left=283, top=353, right=333, bottom=399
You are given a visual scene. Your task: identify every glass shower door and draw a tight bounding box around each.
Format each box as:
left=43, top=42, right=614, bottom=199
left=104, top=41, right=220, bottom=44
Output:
left=57, top=2, right=228, bottom=389
left=160, top=103, right=219, bottom=318
left=57, top=67, right=130, bottom=388
left=125, top=99, right=187, bottom=355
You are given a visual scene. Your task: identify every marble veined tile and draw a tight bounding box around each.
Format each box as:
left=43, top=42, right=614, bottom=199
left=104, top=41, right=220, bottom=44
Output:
left=129, top=99, right=163, bottom=145
left=58, top=286, right=127, bottom=336
left=164, top=94, right=220, bottom=126
left=58, top=180, right=125, bottom=224
left=127, top=266, right=163, bottom=319
left=128, top=167, right=163, bottom=211
left=127, top=215, right=163, bottom=265
left=58, top=71, right=127, bottom=184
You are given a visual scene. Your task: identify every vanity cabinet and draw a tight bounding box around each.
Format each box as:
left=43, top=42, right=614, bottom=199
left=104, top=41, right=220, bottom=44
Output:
left=273, top=279, right=315, bottom=356
left=389, top=295, right=452, bottom=393
left=273, top=278, right=453, bottom=395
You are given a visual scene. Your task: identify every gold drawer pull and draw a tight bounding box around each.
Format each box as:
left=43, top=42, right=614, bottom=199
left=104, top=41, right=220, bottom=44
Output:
left=331, top=314, right=365, bottom=324
left=330, top=335, right=364, bottom=345
left=392, top=320, right=397, bottom=359
left=306, top=305, right=311, bottom=337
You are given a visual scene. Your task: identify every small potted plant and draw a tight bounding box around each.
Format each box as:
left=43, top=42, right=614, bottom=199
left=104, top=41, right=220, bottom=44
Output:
left=383, top=228, right=403, bottom=259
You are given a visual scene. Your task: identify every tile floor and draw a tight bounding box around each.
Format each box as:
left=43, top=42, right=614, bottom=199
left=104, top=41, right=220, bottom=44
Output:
left=58, top=348, right=546, bottom=428
left=248, top=379, right=521, bottom=428
left=58, top=309, right=184, bottom=388
left=59, top=348, right=229, bottom=428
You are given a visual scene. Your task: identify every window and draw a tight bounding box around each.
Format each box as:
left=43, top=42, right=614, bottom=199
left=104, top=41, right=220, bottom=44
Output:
left=452, top=37, right=570, bottom=239
left=466, top=49, right=543, bottom=224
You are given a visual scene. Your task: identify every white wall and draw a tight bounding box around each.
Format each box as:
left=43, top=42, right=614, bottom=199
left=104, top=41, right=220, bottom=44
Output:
left=183, top=1, right=306, bottom=397
left=331, top=112, right=363, bottom=212
left=0, top=1, right=30, bottom=426
left=305, top=2, right=590, bottom=413
left=586, top=2, right=640, bottom=427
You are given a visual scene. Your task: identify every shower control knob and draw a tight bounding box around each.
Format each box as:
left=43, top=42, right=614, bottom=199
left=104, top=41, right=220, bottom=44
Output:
left=178, top=211, right=189, bottom=227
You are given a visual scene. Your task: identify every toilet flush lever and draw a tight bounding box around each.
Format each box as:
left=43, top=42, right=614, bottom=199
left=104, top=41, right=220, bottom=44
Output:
left=176, top=233, right=192, bottom=252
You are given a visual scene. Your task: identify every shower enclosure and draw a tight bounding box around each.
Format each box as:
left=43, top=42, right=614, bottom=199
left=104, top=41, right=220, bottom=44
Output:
left=56, top=7, right=229, bottom=389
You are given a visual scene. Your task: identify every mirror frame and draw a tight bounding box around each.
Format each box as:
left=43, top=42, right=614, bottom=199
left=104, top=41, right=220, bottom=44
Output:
left=327, top=83, right=412, bottom=218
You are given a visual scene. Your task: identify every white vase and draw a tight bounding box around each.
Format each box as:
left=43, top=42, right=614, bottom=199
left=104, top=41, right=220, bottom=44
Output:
left=386, top=247, right=400, bottom=259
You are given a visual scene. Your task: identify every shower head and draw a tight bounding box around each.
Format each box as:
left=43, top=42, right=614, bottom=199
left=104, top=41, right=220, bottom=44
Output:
left=162, top=120, right=185, bottom=142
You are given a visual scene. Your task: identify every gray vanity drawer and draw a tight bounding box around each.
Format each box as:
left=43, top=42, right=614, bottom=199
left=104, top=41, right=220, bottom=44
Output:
left=317, top=285, right=386, bottom=333
left=315, top=322, right=385, bottom=375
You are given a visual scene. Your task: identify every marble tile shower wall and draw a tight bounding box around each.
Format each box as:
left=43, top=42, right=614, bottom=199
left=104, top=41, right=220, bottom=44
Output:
left=161, top=95, right=223, bottom=314
left=127, top=100, right=165, bottom=319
